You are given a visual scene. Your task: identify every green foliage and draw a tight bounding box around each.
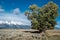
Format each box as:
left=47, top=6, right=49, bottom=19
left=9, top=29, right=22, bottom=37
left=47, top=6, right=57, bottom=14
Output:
left=25, top=1, right=58, bottom=31
left=31, top=18, right=39, bottom=29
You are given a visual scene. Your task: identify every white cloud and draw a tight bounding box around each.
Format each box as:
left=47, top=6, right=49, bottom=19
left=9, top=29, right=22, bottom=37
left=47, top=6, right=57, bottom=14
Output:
left=0, top=7, right=31, bottom=25
left=55, top=21, right=60, bottom=28
left=12, top=8, right=20, bottom=15
left=0, top=6, right=5, bottom=12
left=0, top=9, right=4, bottom=12
left=0, top=12, right=31, bottom=25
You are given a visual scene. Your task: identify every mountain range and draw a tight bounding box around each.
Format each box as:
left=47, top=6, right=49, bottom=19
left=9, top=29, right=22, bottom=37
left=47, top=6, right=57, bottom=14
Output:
left=0, top=21, right=31, bottom=29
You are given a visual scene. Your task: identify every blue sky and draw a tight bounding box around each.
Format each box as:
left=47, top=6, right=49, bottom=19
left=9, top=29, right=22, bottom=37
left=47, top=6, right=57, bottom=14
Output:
left=0, top=0, right=60, bottom=27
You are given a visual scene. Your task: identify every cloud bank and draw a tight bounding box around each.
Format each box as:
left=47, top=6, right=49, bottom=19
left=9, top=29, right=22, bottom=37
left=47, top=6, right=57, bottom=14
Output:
left=0, top=7, right=31, bottom=25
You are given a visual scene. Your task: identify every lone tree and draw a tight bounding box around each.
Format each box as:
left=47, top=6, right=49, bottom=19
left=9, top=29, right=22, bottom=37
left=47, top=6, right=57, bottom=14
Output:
left=25, top=1, right=58, bottom=32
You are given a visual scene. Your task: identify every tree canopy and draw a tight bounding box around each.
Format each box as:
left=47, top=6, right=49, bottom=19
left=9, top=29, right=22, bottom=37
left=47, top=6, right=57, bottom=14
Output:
left=25, top=1, right=58, bottom=32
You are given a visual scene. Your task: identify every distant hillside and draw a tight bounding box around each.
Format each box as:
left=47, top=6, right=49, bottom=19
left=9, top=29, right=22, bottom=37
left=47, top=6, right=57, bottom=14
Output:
left=0, top=23, right=31, bottom=29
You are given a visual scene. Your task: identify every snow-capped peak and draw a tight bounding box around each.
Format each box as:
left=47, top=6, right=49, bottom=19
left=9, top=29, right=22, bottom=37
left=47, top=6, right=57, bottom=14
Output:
left=0, top=21, right=24, bottom=25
